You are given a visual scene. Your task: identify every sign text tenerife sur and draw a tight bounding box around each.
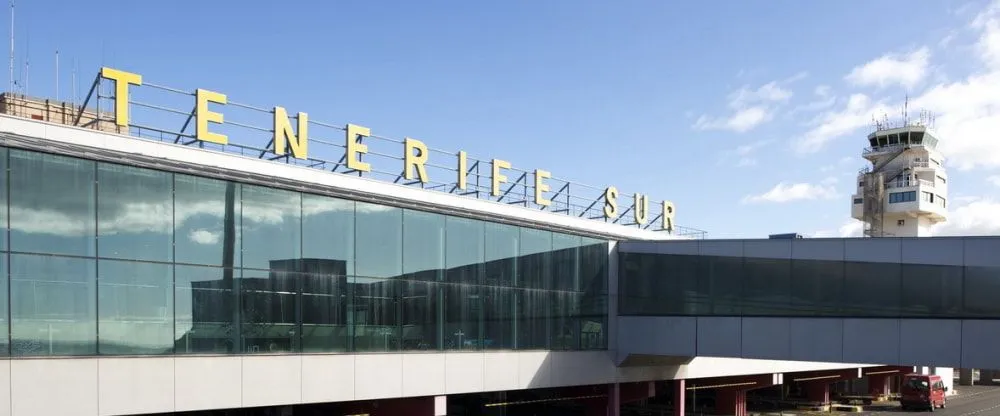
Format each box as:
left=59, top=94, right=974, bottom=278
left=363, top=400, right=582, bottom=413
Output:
left=99, top=67, right=675, bottom=231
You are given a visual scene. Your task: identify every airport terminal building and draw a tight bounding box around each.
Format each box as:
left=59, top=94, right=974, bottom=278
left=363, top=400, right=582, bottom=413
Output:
left=0, top=68, right=996, bottom=416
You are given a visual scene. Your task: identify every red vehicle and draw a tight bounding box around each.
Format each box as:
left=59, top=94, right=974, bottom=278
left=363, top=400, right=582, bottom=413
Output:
left=900, top=373, right=948, bottom=411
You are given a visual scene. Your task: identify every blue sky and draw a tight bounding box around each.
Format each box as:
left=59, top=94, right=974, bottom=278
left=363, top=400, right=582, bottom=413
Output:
left=8, top=0, right=1000, bottom=238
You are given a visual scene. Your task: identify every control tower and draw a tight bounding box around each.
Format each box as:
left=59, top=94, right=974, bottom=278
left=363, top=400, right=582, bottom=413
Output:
left=850, top=112, right=948, bottom=237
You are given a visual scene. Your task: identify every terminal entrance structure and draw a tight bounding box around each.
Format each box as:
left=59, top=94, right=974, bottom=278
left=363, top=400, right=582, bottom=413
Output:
left=0, top=70, right=995, bottom=416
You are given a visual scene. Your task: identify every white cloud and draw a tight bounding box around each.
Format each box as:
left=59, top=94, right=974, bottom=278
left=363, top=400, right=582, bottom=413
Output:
left=741, top=182, right=839, bottom=204
left=796, top=2, right=1000, bottom=166
left=845, top=47, right=931, bottom=89
left=989, top=175, right=1000, bottom=187
left=815, top=85, right=832, bottom=97
left=812, top=219, right=864, bottom=238
left=693, top=80, right=796, bottom=133
left=931, top=197, right=1000, bottom=235
left=695, top=107, right=772, bottom=133
left=188, top=229, right=221, bottom=245
left=793, top=94, right=891, bottom=154
left=719, top=139, right=773, bottom=168
left=812, top=197, right=1000, bottom=238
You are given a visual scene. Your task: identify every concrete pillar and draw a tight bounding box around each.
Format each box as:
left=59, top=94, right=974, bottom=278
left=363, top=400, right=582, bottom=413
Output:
left=959, top=368, right=974, bottom=386
left=609, top=382, right=621, bottom=416
left=981, top=369, right=996, bottom=386
left=869, top=374, right=891, bottom=398
left=716, top=388, right=747, bottom=416
left=674, top=380, right=685, bottom=416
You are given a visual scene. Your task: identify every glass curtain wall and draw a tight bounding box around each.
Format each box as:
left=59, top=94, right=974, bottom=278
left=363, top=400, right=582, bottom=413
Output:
left=0, top=146, right=609, bottom=357
left=619, top=252, right=997, bottom=318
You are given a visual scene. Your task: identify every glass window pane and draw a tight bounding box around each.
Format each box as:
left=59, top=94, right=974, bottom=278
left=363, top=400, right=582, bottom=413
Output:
left=240, top=268, right=299, bottom=353
left=704, top=256, right=743, bottom=315
left=301, top=271, right=348, bottom=352
left=400, top=280, right=439, bottom=350
left=579, top=238, right=608, bottom=349
left=900, top=264, right=963, bottom=317
left=484, top=223, right=518, bottom=287
left=10, top=150, right=96, bottom=256
left=355, top=203, right=401, bottom=279
left=445, top=217, right=483, bottom=285
left=551, top=233, right=580, bottom=292
left=0, top=253, right=7, bottom=356
left=97, top=163, right=173, bottom=262
left=963, top=266, right=1000, bottom=317
left=175, top=264, right=237, bottom=354
left=443, top=283, right=481, bottom=350
left=742, top=258, right=791, bottom=316
left=843, top=262, right=901, bottom=317
left=790, top=259, right=843, bottom=316
left=302, top=194, right=354, bottom=277
left=518, top=228, right=552, bottom=289
left=516, top=288, right=549, bottom=349
left=549, top=290, right=580, bottom=350
left=618, top=252, right=659, bottom=315
left=10, top=254, right=96, bottom=356
left=403, top=210, right=444, bottom=282
left=483, top=285, right=513, bottom=349
left=240, top=185, right=301, bottom=270
left=0, top=147, right=7, bottom=252
left=98, top=259, right=173, bottom=354
left=352, top=277, right=399, bottom=352
left=174, top=175, right=241, bottom=267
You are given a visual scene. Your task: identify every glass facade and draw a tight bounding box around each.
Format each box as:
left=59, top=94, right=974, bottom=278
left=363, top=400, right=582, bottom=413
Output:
left=619, top=252, right=1000, bottom=318
left=0, top=146, right=609, bottom=356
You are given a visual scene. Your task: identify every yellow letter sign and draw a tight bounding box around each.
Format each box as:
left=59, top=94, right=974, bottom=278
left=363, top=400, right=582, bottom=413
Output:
left=196, top=89, right=227, bottom=145
left=273, top=107, right=309, bottom=159
left=100, top=67, right=142, bottom=128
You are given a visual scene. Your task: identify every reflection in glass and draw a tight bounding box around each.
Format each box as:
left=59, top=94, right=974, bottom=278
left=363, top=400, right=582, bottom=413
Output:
left=742, top=258, right=791, bottom=315
left=579, top=239, right=608, bottom=349
left=0, top=253, right=7, bottom=355
left=175, top=264, right=236, bottom=354
left=401, top=280, right=439, bottom=350
left=9, top=150, right=96, bottom=257
left=174, top=175, right=241, bottom=267
left=98, top=259, right=173, bottom=354
left=963, top=266, right=1000, bottom=317
left=901, top=263, right=962, bottom=317
left=352, top=277, right=399, bottom=352
left=790, top=259, right=843, bottom=316
left=356, top=203, right=401, bottom=279
left=302, top=194, right=354, bottom=276
left=97, top=163, right=173, bottom=262
left=443, top=283, right=480, bottom=350
left=301, top=270, right=348, bottom=352
left=0, top=145, right=613, bottom=356
left=241, top=185, right=301, bottom=270
left=483, top=286, right=513, bottom=349
left=240, top=268, right=299, bottom=353
left=10, top=254, right=96, bottom=356
left=705, top=256, right=743, bottom=315
left=844, top=262, right=900, bottom=316
left=0, top=147, right=7, bottom=252
left=403, top=209, right=445, bottom=282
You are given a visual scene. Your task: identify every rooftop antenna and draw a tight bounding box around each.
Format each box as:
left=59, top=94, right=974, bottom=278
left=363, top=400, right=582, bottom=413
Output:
left=54, top=49, right=58, bottom=101
left=71, top=57, right=76, bottom=108
left=8, top=0, right=13, bottom=94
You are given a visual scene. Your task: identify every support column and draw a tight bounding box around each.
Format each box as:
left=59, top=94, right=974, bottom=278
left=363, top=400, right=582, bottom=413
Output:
left=803, top=382, right=830, bottom=404
left=609, top=383, right=620, bottom=416
left=869, top=373, right=891, bottom=398
left=981, top=369, right=996, bottom=386
left=959, top=368, right=974, bottom=386
left=674, top=380, right=685, bottom=416
left=716, top=388, right=746, bottom=416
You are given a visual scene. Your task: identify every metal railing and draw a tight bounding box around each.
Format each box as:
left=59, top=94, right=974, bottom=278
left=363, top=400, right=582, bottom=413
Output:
left=1, top=72, right=708, bottom=239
